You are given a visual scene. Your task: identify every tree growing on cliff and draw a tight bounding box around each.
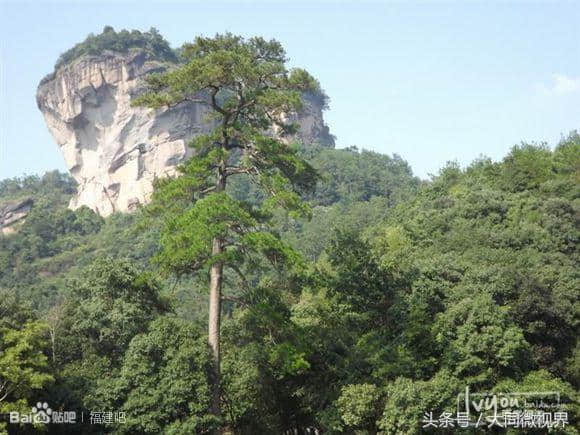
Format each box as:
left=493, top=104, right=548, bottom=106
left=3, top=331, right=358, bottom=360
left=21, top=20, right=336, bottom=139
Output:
left=132, top=33, right=321, bottom=423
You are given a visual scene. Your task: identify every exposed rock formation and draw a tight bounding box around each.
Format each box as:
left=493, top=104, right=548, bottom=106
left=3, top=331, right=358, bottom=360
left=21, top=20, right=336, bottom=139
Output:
left=37, top=49, right=333, bottom=216
left=0, top=198, right=33, bottom=235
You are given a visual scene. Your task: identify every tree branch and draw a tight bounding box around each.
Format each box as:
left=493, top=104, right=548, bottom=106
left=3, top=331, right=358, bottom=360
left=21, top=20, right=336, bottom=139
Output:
left=225, top=167, right=256, bottom=177
left=221, top=295, right=248, bottom=307
left=209, top=86, right=226, bottom=115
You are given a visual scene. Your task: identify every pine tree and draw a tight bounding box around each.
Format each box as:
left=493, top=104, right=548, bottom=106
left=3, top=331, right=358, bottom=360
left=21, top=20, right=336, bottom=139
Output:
left=133, top=33, right=322, bottom=423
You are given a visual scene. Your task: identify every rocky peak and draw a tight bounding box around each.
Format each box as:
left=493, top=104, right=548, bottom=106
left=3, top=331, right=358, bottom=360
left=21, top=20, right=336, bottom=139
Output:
left=0, top=198, right=33, bottom=235
left=37, top=47, right=333, bottom=217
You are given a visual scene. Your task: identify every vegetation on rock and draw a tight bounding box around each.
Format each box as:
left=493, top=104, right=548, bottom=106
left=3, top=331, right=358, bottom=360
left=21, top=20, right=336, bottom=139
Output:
left=39, top=26, right=177, bottom=84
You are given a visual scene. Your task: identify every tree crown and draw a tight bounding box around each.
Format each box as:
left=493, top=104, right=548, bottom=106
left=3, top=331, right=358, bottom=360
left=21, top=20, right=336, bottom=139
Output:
left=133, top=33, right=323, bottom=281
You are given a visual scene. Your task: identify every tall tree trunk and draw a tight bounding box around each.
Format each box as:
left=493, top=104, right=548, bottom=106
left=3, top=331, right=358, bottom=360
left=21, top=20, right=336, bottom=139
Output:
left=209, top=237, right=223, bottom=418
left=209, top=164, right=226, bottom=428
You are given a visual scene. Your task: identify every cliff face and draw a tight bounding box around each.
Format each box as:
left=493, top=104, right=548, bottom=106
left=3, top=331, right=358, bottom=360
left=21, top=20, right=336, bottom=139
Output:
left=0, top=198, right=33, bottom=235
left=37, top=50, right=333, bottom=216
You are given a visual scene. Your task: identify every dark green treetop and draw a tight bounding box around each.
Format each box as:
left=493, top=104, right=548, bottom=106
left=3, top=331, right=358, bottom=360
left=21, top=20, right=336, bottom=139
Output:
left=133, top=33, right=322, bottom=279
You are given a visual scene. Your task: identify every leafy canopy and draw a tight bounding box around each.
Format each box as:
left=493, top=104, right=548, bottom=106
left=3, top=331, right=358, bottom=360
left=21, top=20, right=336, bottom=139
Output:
left=0, top=292, right=53, bottom=432
left=133, top=33, right=322, bottom=281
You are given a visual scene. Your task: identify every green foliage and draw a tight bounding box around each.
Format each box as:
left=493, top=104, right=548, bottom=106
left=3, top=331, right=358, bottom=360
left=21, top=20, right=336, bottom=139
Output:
left=0, top=172, right=104, bottom=309
left=314, top=137, right=580, bottom=433
left=378, top=370, right=460, bottom=435
left=553, top=131, right=580, bottom=179
left=336, top=383, right=382, bottom=432
left=133, top=32, right=326, bottom=111
left=284, top=137, right=578, bottom=432
left=111, top=317, right=218, bottom=434
left=434, top=293, right=529, bottom=386
left=43, top=258, right=171, bottom=434
left=326, top=229, right=394, bottom=326
left=0, top=293, right=53, bottom=433
left=270, top=145, right=420, bottom=262
left=302, top=145, right=420, bottom=206
left=43, top=26, right=177, bottom=81
left=135, top=33, right=323, bottom=288
left=0, top=170, right=75, bottom=201
left=501, top=142, right=555, bottom=192
left=0, top=322, right=53, bottom=401
left=62, top=257, right=169, bottom=364
left=494, top=370, right=579, bottom=429
left=216, top=276, right=328, bottom=433
left=155, top=192, right=301, bottom=277
left=373, top=139, right=579, bottom=383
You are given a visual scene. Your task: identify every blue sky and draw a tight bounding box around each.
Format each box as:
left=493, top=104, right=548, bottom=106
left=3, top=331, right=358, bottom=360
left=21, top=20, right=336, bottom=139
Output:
left=1, top=0, right=579, bottom=180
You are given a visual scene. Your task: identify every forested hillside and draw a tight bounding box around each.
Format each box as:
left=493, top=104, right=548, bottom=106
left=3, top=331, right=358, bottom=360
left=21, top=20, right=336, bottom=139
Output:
left=0, top=145, right=418, bottom=309
left=0, top=132, right=577, bottom=433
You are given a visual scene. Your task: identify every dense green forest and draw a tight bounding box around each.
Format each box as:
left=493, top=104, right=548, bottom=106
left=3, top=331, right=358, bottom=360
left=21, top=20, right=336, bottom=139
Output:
left=2, top=29, right=579, bottom=435
left=1, top=134, right=578, bottom=433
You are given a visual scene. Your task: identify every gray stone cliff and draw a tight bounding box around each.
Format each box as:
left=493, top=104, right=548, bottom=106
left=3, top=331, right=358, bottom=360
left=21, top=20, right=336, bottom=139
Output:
left=0, top=198, right=33, bottom=235
left=37, top=50, right=333, bottom=216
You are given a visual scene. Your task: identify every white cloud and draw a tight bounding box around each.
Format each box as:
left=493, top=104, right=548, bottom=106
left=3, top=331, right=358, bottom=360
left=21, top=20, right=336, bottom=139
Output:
left=543, top=73, right=580, bottom=95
